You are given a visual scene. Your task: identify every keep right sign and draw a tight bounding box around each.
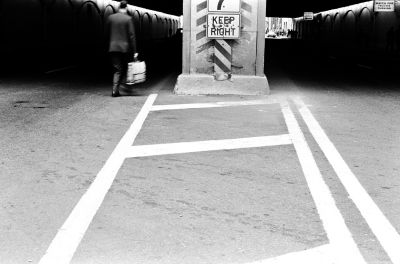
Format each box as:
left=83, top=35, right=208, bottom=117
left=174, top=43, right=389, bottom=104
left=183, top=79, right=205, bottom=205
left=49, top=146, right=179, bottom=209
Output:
left=374, top=0, right=395, bottom=12
left=207, top=13, right=241, bottom=39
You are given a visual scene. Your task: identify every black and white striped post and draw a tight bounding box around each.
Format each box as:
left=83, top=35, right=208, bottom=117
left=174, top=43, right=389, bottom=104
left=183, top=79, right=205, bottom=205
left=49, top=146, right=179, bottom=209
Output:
left=214, top=39, right=232, bottom=80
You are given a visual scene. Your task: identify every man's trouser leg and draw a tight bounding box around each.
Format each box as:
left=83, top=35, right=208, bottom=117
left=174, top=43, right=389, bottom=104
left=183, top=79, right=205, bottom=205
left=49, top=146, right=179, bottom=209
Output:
left=110, top=52, right=128, bottom=94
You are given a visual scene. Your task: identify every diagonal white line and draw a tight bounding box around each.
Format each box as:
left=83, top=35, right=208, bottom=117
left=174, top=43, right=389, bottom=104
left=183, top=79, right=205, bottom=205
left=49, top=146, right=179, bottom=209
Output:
left=39, top=94, right=158, bottom=264
left=214, top=63, right=226, bottom=74
left=293, top=96, right=400, bottom=264
left=241, top=7, right=252, bottom=18
left=281, top=102, right=366, bottom=264
left=216, top=39, right=232, bottom=54
left=195, top=9, right=207, bottom=29
left=246, top=244, right=333, bottom=264
left=196, top=7, right=207, bottom=17
left=151, top=99, right=280, bottom=111
left=215, top=48, right=231, bottom=68
left=126, top=135, right=292, bottom=158
left=196, top=36, right=212, bottom=47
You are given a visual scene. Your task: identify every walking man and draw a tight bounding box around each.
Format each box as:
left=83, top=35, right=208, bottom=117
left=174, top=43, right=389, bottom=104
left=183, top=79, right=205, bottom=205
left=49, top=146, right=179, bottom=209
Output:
left=106, top=0, right=138, bottom=97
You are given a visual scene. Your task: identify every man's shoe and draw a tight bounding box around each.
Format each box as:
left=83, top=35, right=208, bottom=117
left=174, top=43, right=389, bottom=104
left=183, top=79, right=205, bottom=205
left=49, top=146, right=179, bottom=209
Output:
left=112, top=91, right=120, bottom=97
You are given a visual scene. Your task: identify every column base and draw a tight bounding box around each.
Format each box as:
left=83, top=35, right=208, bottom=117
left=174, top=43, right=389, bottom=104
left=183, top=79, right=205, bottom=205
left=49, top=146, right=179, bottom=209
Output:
left=174, top=74, right=270, bottom=95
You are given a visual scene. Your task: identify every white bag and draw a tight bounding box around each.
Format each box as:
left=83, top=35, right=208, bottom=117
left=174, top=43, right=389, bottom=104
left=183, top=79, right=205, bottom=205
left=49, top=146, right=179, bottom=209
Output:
left=127, top=61, right=146, bottom=84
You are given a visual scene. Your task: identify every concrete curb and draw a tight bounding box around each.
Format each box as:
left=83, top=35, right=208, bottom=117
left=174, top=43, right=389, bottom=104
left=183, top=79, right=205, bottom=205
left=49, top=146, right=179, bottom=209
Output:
left=174, top=74, right=270, bottom=95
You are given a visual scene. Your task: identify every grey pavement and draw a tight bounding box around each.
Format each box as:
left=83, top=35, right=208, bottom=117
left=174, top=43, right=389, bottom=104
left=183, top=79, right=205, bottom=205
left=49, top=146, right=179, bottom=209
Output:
left=0, top=66, right=399, bottom=264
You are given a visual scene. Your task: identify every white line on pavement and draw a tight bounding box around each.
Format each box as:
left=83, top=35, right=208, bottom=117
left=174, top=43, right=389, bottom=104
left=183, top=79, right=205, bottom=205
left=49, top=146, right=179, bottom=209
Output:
left=151, top=99, right=279, bottom=111
left=45, top=65, right=77, bottom=74
left=39, top=94, right=158, bottom=264
left=125, top=135, right=292, bottom=158
left=356, top=64, right=373, bottom=70
left=246, top=244, right=333, bottom=264
left=293, top=96, right=400, bottom=264
left=281, top=102, right=366, bottom=264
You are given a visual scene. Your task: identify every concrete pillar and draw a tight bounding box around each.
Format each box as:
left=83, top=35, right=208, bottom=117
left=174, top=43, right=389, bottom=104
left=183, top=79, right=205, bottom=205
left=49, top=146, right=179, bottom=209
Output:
left=175, top=0, right=270, bottom=95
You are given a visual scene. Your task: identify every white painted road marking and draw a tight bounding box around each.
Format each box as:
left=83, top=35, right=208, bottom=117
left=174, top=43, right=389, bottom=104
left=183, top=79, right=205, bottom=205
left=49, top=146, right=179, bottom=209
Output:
left=281, top=102, right=366, bottom=264
left=40, top=95, right=388, bottom=263
left=293, top=96, right=400, bottom=264
left=247, top=244, right=333, bottom=264
left=151, top=99, right=279, bottom=111
left=39, top=94, right=158, bottom=264
left=126, top=135, right=292, bottom=158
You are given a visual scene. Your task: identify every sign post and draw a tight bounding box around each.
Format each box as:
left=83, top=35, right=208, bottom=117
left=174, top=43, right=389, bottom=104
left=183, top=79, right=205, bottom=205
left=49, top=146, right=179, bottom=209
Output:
left=207, top=0, right=241, bottom=80
left=207, top=0, right=241, bottom=39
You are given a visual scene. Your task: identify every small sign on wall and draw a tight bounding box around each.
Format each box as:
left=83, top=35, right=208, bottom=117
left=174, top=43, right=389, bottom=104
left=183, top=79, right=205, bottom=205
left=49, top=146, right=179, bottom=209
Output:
left=304, top=12, right=314, bottom=20
left=208, top=0, right=241, bottom=12
left=374, top=0, right=395, bottom=11
left=207, top=14, right=241, bottom=39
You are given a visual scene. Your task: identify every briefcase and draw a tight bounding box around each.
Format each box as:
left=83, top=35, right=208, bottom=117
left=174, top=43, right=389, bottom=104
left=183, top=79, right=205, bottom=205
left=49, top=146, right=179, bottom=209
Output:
left=127, top=61, right=146, bottom=84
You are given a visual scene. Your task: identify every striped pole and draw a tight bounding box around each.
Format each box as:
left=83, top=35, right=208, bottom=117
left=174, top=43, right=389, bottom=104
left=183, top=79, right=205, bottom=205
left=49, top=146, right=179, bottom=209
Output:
left=214, top=39, right=232, bottom=80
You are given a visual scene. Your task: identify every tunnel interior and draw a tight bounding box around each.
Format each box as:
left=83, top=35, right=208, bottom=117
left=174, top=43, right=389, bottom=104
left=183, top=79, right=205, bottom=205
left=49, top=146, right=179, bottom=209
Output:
left=0, top=0, right=399, bottom=85
left=0, top=0, right=182, bottom=80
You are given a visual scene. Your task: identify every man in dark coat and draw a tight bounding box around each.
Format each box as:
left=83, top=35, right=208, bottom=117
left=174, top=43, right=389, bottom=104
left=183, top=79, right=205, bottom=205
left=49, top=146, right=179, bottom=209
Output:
left=106, top=0, right=138, bottom=97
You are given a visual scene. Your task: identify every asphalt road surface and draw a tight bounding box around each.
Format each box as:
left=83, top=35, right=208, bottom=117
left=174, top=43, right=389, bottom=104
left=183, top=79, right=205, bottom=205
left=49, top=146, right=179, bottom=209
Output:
left=1, top=52, right=399, bottom=264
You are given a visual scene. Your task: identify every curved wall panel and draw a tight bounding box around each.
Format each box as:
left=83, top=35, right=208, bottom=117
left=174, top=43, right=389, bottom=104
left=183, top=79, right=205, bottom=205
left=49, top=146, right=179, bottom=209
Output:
left=0, top=0, right=181, bottom=72
left=0, top=0, right=43, bottom=53
left=294, top=1, right=400, bottom=56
